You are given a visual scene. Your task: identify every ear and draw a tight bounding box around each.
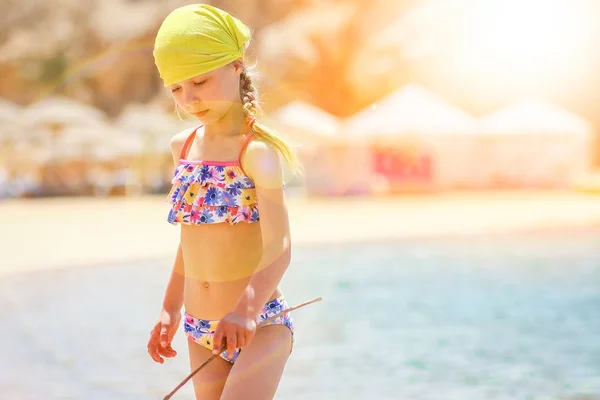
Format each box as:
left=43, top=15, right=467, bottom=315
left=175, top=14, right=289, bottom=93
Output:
left=232, top=59, right=245, bottom=75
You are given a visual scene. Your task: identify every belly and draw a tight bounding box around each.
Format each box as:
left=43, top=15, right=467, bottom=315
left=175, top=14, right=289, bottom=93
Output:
left=180, top=222, right=280, bottom=320
left=181, top=222, right=263, bottom=282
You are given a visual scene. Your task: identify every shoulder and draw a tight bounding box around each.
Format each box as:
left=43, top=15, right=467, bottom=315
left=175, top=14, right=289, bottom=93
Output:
left=242, top=139, right=283, bottom=188
left=244, top=139, right=281, bottom=165
left=170, top=127, right=195, bottom=153
left=169, top=127, right=195, bottom=164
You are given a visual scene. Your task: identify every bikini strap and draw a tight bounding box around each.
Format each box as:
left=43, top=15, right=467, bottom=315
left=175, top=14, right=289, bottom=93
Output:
left=237, top=133, right=254, bottom=174
left=179, top=125, right=202, bottom=160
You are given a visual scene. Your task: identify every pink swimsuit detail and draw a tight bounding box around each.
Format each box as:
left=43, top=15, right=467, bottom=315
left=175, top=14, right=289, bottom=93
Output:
left=166, top=126, right=259, bottom=225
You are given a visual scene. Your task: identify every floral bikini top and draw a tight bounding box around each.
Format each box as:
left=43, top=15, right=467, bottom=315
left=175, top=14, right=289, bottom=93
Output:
left=166, top=126, right=259, bottom=226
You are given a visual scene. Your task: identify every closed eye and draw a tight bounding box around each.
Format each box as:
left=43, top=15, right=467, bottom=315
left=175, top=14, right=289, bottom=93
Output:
left=194, top=80, right=207, bottom=86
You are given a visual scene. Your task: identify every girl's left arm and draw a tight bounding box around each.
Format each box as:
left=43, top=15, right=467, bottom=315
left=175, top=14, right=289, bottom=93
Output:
left=233, top=141, right=292, bottom=319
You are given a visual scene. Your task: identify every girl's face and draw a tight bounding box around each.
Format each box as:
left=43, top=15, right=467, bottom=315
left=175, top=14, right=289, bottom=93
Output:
left=169, top=60, right=243, bottom=124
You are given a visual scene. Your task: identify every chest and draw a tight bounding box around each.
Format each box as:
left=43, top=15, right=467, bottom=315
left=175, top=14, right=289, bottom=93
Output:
left=185, top=136, right=245, bottom=163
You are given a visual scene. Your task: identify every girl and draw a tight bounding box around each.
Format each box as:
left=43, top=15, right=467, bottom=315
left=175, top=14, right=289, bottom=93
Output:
left=146, top=4, right=300, bottom=400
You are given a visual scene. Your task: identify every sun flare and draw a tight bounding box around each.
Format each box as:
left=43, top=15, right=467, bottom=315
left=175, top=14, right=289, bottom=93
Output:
left=457, top=0, right=595, bottom=82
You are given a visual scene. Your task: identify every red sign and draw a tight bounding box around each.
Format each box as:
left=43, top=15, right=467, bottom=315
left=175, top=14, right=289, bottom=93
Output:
left=372, top=147, right=433, bottom=183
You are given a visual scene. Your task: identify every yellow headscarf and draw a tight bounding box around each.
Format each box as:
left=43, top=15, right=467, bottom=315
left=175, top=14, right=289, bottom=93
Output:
left=153, top=4, right=251, bottom=87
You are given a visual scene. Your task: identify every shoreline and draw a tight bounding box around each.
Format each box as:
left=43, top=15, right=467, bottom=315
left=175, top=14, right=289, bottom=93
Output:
left=1, top=190, right=599, bottom=278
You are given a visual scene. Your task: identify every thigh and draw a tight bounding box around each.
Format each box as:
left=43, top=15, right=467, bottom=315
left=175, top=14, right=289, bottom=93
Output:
left=187, top=339, right=232, bottom=400
left=220, top=325, right=293, bottom=400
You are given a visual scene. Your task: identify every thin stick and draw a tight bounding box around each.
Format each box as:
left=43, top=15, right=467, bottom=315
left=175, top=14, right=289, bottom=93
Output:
left=257, top=296, right=322, bottom=327
left=162, top=297, right=322, bottom=400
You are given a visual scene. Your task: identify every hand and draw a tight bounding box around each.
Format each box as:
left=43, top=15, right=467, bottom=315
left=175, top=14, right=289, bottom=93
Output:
left=212, top=312, right=257, bottom=357
left=147, top=308, right=181, bottom=364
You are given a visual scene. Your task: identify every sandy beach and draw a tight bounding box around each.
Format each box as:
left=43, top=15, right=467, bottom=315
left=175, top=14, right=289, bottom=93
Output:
left=1, top=190, right=599, bottom=277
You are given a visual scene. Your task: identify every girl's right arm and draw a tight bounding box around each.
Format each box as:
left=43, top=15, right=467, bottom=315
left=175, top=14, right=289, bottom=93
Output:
left=162, top=129, right=191, bottom=313
left=163, top=129, right=190, bottom=312
left=147, top=129, right=192, bottom=363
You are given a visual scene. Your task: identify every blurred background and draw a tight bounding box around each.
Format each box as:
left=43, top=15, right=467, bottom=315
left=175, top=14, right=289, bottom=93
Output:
left=1, top=0, right=600, bottom=399
left=1, top=0, right=600, bottom=197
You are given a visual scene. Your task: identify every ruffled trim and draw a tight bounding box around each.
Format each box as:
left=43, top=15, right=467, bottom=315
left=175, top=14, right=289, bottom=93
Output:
left=167, top=202, right=259, bottom=225
left=167, top=180, right=257, bottom=207
left=166, top=163, right=259, bottom=225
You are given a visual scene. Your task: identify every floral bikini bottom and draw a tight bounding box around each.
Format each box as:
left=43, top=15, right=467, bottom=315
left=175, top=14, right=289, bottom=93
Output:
left=183, top=296, right=295, bottom=363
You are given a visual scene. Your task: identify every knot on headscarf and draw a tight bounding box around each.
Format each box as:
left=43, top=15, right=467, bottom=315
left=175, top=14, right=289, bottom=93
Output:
left=153, top=4, right=251, bottom=87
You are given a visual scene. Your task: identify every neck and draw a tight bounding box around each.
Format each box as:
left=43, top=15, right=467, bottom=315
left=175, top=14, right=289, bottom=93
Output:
left=202, top=102, right=247, bottom=138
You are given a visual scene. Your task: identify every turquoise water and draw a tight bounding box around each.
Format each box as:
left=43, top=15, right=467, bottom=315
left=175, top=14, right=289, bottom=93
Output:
left=1, top=232, right=600, bottom=400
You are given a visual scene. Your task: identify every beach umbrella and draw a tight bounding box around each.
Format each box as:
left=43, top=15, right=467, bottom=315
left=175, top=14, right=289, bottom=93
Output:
left=22, top=96, right=107, bottom=128
left=341, top=83, right=479, bottom=191
left=99, top=130, right=146, bottom=159
left=476, top=97, right=594, bottom=188
left=270, top=101, right=341, bottom=137
left=47, top=125, right=120, bottom=161
left=344, top=83, right=476, bottom=138
left=479, top=98, right=592, bottom=136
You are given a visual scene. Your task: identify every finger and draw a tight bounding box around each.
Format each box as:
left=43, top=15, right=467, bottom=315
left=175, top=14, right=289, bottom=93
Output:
left=158, top=342, right=177, bottom=358
left=147, top=330, right=158, bottom=353
left=147, top=335, right=164, bottom=364
left=164, top=327, right=178, bottom=357
left=150, top=342, right=164, bottom=363
left=236, top=330, right=246, bottom=349
left=212, top=325, right=224, bottom=355
left=226, top=328, right=237, bottom=358
left=159, top=324, right=170, bottom=348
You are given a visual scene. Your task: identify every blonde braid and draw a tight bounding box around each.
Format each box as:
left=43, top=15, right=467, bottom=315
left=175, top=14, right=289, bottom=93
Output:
left=240, top=70, right=260, bottom=121
left=239, top=68, right=301, bottom=177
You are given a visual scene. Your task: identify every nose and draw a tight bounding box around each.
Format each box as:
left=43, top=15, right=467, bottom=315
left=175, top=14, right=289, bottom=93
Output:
left=182, top=89, right=200, bottom=108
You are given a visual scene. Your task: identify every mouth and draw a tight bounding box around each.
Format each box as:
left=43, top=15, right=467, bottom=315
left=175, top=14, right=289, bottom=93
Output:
left=194, top=110, right=209, bottom=117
